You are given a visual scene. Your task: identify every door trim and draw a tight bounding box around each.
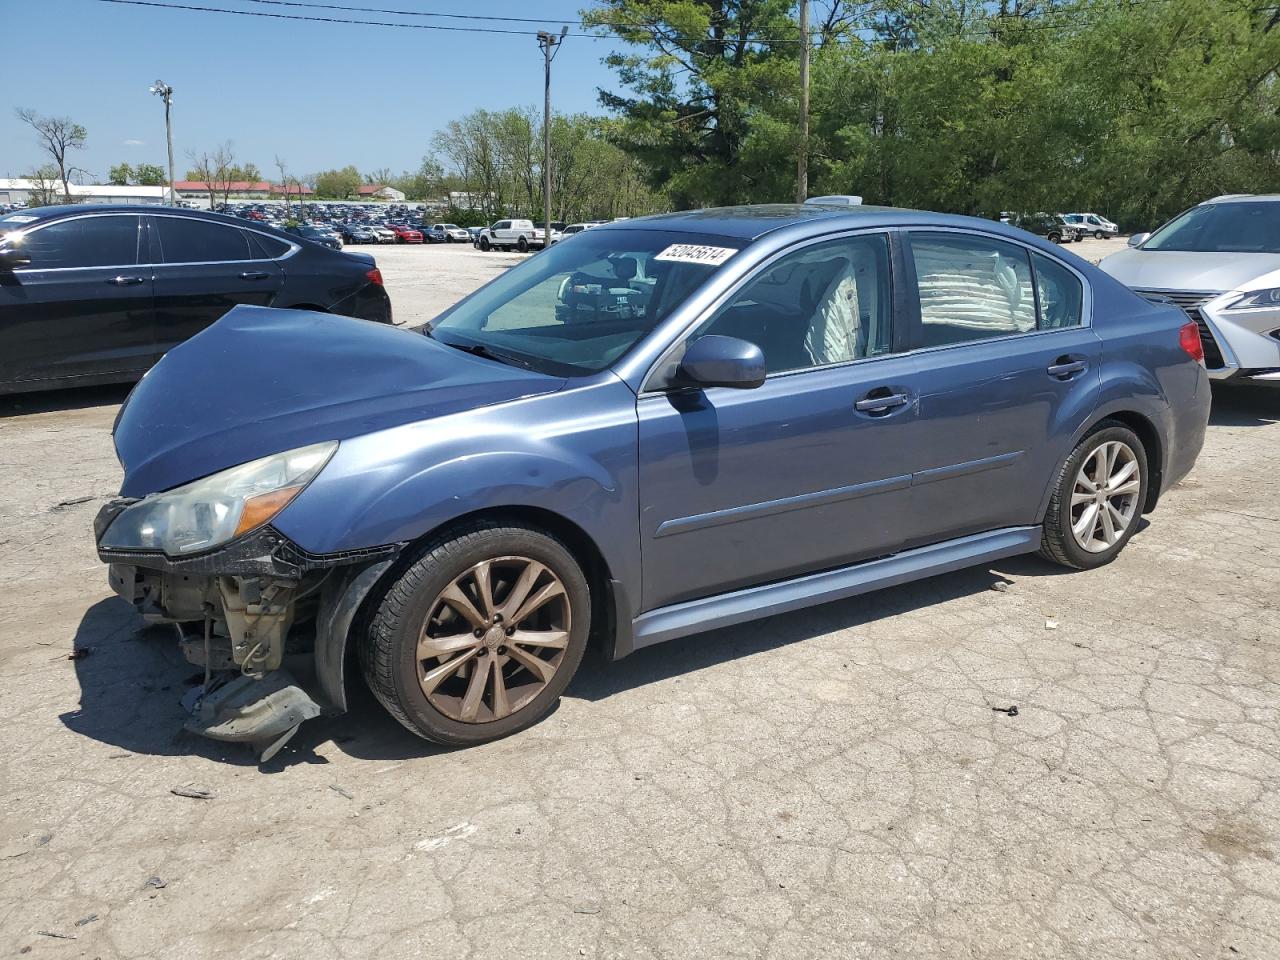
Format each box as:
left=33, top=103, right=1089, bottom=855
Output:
left=654, top=472, right=912, bottom=538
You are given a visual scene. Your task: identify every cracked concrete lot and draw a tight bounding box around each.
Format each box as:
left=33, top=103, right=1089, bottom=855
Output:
left=1, top=242, right=1278, bottom=959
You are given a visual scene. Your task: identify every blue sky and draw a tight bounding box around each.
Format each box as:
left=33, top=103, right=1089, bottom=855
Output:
left=1, top=0, right=625, bottom=182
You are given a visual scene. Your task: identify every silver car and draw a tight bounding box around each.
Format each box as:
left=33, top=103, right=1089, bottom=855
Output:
left=1099, top=194, right=1280, bottom=384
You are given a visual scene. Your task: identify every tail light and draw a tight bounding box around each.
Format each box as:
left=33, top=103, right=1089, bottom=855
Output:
left=365, top=268, right=384, bottom=286
left=1178, top=320, right=1204, bottom=364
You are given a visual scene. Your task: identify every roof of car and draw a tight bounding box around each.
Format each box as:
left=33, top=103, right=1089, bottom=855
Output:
left=600, top=203, right=1024, bottom=241
left=1204, top=194, right=1280, bottom=204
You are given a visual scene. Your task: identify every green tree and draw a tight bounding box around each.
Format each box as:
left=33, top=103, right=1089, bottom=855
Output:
left=313, top=165, right=363, bottom=198
left=108, top=162, right=133, bottom=185
left=134, top=163, right=167, bottom=186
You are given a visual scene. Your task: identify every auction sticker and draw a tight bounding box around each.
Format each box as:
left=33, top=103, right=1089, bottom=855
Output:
left=654, top=243, right=738, bottom=266
left=1, top=215, right=37, bottom=224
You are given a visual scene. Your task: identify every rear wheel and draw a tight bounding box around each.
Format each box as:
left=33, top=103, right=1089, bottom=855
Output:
left=517, top=236, right=530, bottom=253
left=360, top=521, right=590, bottom=746
left=1040, top=422, right=1148, bottom=569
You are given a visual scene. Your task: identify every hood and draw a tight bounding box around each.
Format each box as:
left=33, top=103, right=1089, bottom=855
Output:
left=1098, top=248, right=1280, bottom=293
left=114, top=306, right=565, bottom=497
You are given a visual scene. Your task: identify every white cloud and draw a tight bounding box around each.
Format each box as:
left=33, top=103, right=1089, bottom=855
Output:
left=122, top=138, right=145, bottom=147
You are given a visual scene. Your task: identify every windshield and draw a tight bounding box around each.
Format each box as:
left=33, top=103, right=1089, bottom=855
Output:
left=1144, top=201, right=1280, bottom=253
left=431, top=228, right=743, bottom=376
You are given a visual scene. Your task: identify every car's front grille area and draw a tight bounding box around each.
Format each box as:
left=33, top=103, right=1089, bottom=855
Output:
left=1133, top=288, right=1226, bottom=369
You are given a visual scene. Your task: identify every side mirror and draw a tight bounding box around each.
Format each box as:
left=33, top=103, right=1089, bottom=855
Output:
left=0, top=246, right=31, bottom=269
left=673, top=335, right=766, bottom=390
left=1128, top=232, right=1150, bottom=248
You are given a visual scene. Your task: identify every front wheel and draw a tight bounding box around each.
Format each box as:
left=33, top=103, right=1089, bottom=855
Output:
left=1040, top=422, right=1148, bottom=570
left=479, top=237, right=491, bottom=251
left=359, top=521, right=591, bottom=746
left=1094, top=230, right=1106, bottom=240
left=1048, top=232, right=1062, bottom=243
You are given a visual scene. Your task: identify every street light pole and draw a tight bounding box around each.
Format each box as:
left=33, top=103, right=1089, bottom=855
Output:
left=796, top=0, right=810, bottom=203
left=537, top=28, right=567, bottom=249
left=149, top=80, right=176, bottom=205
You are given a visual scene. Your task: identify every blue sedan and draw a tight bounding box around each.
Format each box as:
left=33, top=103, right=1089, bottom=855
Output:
left=95, top=204, right=1210, bottom=755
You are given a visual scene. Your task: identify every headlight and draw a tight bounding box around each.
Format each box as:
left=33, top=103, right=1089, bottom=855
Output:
left=100, top=441, right=337, bottom=556
left=1227, top=288, right=1280, bottom=310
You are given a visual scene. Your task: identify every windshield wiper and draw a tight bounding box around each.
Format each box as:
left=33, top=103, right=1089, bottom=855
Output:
left=436, top=337, right=535, bottom=370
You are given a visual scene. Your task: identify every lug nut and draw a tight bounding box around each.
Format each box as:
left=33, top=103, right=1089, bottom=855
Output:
left=474, top=629, right=483, bottom=638
left=506, top=626, right=515, bottom=636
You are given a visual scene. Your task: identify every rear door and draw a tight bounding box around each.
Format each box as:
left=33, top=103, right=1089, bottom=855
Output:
left=899, top=230, right=1101, bottom=548
left=0, top=213, right=154, bottom=388
left=149, top=214, right=285, bottom=355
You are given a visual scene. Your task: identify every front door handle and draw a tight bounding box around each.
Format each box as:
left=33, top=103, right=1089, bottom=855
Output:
left=855, top=390, right=910, bottom=414
left=1047, top=356, right=1088, bottom=380
left=107, top=275, right=145, bottom=287
left=239, top=270, right=270, bottom=280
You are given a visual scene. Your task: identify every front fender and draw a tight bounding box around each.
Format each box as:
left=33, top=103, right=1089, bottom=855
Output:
left=273, top=375, right=642, bottom=614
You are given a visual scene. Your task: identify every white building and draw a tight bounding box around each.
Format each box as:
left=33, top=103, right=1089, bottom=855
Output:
left=0, top=178, right=170, bottom=206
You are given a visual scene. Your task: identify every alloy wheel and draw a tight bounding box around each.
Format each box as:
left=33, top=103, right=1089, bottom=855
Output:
left=1070, top=440, right=1141, bottom=553
left=417, top=556, right=571, bottom=723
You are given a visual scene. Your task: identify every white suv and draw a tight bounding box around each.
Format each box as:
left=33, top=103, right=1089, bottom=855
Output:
left=477, top=219, right=560, bottom=252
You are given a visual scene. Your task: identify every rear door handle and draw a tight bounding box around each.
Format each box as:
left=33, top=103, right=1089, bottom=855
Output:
left=1047, top=356, right=1088, bottom=380
left=855, top=391, right=910, bottom=414
left=239, top=270, right=270, bottom=280
left=107, top=275, right=145, bottom=287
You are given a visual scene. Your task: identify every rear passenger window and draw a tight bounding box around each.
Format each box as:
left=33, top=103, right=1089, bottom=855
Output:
left=910, top=234, right=1036, bottom=346
left=156, top=217, right=251, bottom=264
left=248, top=232, right=290, bottom=259
left=1032, top=252, right=1084, bottom=329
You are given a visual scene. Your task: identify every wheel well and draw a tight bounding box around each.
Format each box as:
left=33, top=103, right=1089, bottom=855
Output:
left=1096, top=411, right=1164, bottom=512
left=383, top=506, right=617, bottom=651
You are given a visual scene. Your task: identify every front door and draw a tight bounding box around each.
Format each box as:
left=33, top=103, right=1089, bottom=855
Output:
left=900, top=230, right=1101, bottom=548
left=637, top=232, right=919, bottom=611
left=0, top=213, right=154, bottom=388
left=149, top=214, right=284, bottom=355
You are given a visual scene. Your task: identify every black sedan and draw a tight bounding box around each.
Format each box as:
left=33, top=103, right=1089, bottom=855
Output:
left=286, top=224, right=343, bottom=250
left=0, top=205, right=392, bottom=394
left=339, top=223, right=379, bottom=244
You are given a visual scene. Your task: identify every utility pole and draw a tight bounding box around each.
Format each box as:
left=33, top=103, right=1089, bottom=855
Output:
left=796, top=0, right=810, bottom=203
left=537, top=27, right=567, bottom=248
left=150, top=80, right=176, bottom=205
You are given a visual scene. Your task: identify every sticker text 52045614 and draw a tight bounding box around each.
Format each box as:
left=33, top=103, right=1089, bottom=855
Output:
left=654, top=244, right=738, bottom=266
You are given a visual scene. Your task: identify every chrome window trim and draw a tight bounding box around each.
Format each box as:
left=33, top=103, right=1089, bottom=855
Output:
left=149, top=211, right=302, bottom=264
left=639, top=227, right=900, bottom=394
left=3, top=211, right=145, bottom=273
left=2, top=210, right=301, bottom=272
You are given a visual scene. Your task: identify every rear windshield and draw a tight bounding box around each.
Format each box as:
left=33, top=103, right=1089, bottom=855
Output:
left=431, top=228, right=744, bottom=376
left=1144, top=201, right=1280, bottom=253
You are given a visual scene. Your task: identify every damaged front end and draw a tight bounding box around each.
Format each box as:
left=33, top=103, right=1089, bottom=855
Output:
left=95, top=455, right=401, bottom=761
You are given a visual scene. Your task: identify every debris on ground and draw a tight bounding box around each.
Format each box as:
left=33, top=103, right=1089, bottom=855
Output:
left=170, top=785, right=215, bottom=800
left=330, top=785, right=354, bottom=800
left=66, top=648, right=91, bottom=661
left=36, top=931, right=75, bottom=940
left=991, top=580, right=1010, bottom=592
left=144, top=876, right=167, bottom=889
left=1045, top=618, right=1059, bottom=630
left=74, top=914, right=98, bottom=927
left=50, top=495, right=95, bottom=511
left=573, top=903, right=601, bottom=914
left=992, top=705, right=1020, bottom=717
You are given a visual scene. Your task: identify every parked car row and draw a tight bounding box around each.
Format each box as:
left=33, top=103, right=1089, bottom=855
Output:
left=1000, top=211, right=1120, bottom=243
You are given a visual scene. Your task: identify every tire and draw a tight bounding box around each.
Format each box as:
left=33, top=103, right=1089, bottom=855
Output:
left=1040, top=421, right=1148, bottom=570
left=1048, top=232, right=1061, bottom=243
left=1094, top=230, right=1106, bottom=240
left=359, top=520, right=591, bottom=746
left=517, top=236, right=529, bottom=253
left=480, top=237, right=491, bottom=251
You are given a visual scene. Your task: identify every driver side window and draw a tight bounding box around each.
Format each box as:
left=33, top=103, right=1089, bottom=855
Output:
left=693, top=234, right=894, bottom=375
